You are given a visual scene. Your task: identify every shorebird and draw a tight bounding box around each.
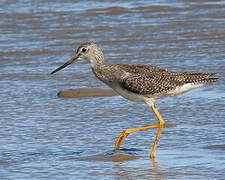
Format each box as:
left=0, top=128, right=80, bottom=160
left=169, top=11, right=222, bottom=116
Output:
left=51, top=42, right=218, bottom=158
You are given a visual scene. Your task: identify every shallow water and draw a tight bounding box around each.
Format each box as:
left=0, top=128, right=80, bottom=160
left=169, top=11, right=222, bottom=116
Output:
left=0, top=0, right=225, bottom=179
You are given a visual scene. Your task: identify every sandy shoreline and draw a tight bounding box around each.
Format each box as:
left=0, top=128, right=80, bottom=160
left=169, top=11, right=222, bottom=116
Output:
left=58, top=88, right=118, bottom=98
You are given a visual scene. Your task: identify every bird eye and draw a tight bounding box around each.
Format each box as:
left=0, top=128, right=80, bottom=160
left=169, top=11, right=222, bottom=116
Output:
left=81, top=48, right=87, bottom=53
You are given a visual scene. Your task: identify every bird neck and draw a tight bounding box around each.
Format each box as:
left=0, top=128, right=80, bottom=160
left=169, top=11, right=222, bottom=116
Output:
left=90, top=56, right=105, bottom=69
left=91, top=60, right=110, bottom=83
left=88, top=48, right=105, bottom=68
left=91, top=59, right=105, bottom=71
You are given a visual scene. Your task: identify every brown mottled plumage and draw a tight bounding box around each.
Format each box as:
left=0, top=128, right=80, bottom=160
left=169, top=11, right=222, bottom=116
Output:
left=90, top=60, right=218, bottom=102
left=51, top=42, right=218, bottom=158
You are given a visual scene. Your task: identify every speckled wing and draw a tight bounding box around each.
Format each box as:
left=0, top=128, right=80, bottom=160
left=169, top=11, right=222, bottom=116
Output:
left=119, top=71, right=218, bottom=96
left=114, top=64, right=169, bottom=76
left=120, top=73, right=183, bottom=95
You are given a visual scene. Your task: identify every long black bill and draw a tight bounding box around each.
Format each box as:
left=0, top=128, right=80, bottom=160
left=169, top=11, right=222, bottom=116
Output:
left=51, top=54, right=79, bottom=74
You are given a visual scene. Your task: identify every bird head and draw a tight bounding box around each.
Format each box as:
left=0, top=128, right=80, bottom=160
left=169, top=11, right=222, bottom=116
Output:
left=51, top=42, right=104, bottom=74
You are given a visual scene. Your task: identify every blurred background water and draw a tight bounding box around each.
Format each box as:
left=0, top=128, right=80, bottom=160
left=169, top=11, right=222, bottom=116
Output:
left=0, top=0, right=225, bottom=179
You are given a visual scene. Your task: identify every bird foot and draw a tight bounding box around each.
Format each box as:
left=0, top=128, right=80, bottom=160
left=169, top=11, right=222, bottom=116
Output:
left=114, top=130, right=129, bottom=151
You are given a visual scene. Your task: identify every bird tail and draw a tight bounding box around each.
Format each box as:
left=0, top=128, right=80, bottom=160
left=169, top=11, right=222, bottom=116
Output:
left=182, top=72, right=219, bottom=84
left=203, top=73, right=219, bottom=83
left=205, top=77, right=219, bottom=83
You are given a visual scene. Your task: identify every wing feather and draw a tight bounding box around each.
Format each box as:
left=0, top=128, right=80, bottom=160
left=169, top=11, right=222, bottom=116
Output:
left=120, top=74, right=183, bottom=95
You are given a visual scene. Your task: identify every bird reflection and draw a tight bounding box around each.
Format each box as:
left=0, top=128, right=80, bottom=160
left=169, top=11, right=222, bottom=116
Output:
left=110, top=152, right=164, bottom=179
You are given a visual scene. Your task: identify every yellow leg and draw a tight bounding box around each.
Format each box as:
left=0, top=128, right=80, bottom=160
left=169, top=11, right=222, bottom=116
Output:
left=114, top=104, right=164, bottom=159
left=150, top=105, right=164, bottom=159
left=114, top=124, right=159, bottom=151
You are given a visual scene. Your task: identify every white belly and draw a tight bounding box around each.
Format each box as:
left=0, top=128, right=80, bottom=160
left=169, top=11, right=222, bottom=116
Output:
left=110, top=83, right=204, bottom=102
left=111, top=85, right=147, bottom=102
left=166, top=83, right=204, bottom=97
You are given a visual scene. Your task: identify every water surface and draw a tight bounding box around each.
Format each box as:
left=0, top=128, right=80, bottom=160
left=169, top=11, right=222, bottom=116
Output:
left=0, top=0, right=225, bottom=179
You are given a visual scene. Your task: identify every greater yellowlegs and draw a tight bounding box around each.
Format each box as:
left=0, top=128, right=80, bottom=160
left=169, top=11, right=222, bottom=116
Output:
left=51, top=42, right=218, bottom=158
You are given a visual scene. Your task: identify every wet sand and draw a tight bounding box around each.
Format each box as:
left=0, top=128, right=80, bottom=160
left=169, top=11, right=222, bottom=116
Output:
left=58, top=88, right=117, bottom=98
